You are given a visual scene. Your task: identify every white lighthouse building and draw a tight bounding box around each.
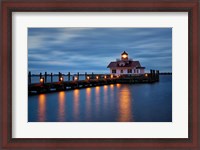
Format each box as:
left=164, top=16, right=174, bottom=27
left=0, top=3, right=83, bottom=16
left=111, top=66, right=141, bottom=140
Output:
left=107, top=51, right=145, bottom=75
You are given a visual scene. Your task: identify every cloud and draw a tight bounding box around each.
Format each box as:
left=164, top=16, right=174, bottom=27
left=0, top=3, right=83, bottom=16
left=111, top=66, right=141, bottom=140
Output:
left=28, top=28, right=172, bottom=73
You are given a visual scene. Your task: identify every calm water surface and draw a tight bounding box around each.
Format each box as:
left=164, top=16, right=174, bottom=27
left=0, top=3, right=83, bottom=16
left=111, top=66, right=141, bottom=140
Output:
left=28, top=75, right=172, bottom=122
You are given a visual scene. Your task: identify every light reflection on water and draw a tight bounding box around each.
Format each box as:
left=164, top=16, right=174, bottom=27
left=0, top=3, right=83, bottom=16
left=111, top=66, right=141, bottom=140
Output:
left=73, top=89, right=80, bottom=121
left=103, top=85, right=108, bottom=113
left=95, top=86, right=100, bottom=116
left=58, top=91, right=65, bottom=121
left=29, top=75, right=172, bottom=122
left=118, top=86, right=132, bottom=122
left=38, top=94, right=46, bottom=121
left=85, top=88, right=91, bottom=120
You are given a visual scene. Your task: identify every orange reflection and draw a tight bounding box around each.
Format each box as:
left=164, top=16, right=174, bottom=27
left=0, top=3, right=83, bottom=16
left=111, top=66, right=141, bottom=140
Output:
left=58, top=91, right=65, bottom=121
left=103, top=85, right=108, bottom=108
left=73, top=89, right=80, bottom=120
left=38, top=94, right=46, bottom=121
left=110, top=84, right=114, bottom=89
left=118, top=86, right=132, bottom=122
left=103, top=85, right=108, bottom=90
left=86, top=88, right=91, bottom=119
left=116, top=83, right=121, bottom=87
left=95, top=86, right=100, bottom=113
left=109, top=84, right=114, bottom=104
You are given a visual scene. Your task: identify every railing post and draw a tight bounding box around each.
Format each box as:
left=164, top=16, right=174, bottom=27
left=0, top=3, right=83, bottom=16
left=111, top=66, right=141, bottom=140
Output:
left=59, top=72, right=62, bottom=81
left=68, top=72, right=70, bottom=81
left=28, top=71, right=31, bottom=84
left=92, top=72, right=94, bottom=79
left=39, top=73, right=44, bottom=84
left=50, top=73, right=53, bottom=82
left=156, top=70, right=159, bottom=81
left=40, top=72, right=42, bottom=79
left=77, top=72, right=79, bottom=80
left=85, top=72, right=87, bottom=80
left=45, top=72, right=47, bottom=83
left=153, top=70, right=155, bottom=79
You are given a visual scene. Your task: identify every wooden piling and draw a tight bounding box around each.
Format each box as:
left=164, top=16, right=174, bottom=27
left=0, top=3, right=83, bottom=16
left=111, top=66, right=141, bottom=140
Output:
left=45, top=72, right=47, bottom=83
left=59, top=72, right=61, bottom=81
left=85, top=72, right=87, bottom=80
left=28, top=71, right=31, bottom=84
left=68, top=72, right=70, bottom=81
left=51, top=73, right=53, bottom=83
left=150, top=70, right=152, bottom=79
left=156, top=70, right=159, bottom=80
left=92, top=72, right=94, bottom=79
left=77, top=72, right=79, bottom=80
left=153, top=70, right=155, bottom=78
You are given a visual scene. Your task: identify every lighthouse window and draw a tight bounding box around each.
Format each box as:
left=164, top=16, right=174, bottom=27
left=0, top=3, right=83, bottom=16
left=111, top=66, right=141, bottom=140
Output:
left=112, top=69, right=116, bottom=73
left=128, top=69, right=132, bottom=73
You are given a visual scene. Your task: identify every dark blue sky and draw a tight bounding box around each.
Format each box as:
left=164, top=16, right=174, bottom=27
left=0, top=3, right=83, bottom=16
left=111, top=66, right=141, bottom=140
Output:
left=28, top=28, right=172, bottom=74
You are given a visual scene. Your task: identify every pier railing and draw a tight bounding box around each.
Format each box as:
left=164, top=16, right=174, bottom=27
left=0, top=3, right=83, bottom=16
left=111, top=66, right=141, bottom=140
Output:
left=28, top=70, right=159, bottom=95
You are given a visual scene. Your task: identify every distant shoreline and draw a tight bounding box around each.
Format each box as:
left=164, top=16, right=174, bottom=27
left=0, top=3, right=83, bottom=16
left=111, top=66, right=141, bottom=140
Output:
left=29, top=72, right=172, bottom=76
left=159, top=72, right=172, bottom=75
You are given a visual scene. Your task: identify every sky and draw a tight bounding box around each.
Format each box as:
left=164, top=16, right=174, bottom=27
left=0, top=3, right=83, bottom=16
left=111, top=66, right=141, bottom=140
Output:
left=28, top=28, right=172, bottom=74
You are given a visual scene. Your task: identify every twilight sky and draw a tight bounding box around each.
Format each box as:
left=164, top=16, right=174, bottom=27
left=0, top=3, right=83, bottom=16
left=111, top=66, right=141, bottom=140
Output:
left=28, top=28, right=172, bottom=74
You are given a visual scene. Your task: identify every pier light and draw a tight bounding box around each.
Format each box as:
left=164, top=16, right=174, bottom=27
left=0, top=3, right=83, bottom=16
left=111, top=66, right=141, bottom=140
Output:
left=74, top=76, right=78, bottom=81
left=87, top=76, right=90, bottom=80
left=96, top=76, right=99, bottom=79
left=40, top=78, right=44, bottom=84
left=145, top=73, right=148, bottom=77
left=104, top=75, right=107, bottom=79
left=60, top=77, right=63, bottom=81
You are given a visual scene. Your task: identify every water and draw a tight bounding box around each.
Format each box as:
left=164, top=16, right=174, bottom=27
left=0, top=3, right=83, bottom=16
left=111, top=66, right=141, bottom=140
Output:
left=28, top=75, right=172, bottom=122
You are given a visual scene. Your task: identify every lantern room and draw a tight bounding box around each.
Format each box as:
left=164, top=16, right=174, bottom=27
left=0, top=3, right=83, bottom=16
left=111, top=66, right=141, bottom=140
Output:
left=121, top=51, right=128, bottom=61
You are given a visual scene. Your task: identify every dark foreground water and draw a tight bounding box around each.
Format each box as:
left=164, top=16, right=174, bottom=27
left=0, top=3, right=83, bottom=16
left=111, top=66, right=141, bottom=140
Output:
left=28, top=75, right=172, bottom=122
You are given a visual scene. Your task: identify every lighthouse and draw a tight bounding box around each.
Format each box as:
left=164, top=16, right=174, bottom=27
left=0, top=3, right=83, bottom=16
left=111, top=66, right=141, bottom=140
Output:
left=107, top=51, right=145, bottom=75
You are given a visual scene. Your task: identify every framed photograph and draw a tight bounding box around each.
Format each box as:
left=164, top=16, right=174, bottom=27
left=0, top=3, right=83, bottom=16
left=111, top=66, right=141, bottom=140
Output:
left=1, top=0, right=199, bottom=149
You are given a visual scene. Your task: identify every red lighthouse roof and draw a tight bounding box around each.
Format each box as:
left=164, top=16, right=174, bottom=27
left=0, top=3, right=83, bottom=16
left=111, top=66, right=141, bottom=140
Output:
left=107, top=61, right=142, bottom=68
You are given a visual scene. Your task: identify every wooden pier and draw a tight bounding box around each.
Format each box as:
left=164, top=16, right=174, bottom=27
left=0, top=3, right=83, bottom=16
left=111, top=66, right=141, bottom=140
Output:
left=28, top=70, right=159, bottom=95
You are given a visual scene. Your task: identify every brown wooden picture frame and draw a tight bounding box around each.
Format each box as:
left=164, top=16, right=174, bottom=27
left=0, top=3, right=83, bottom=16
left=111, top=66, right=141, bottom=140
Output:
left=1, top=0, right=199, bottom=149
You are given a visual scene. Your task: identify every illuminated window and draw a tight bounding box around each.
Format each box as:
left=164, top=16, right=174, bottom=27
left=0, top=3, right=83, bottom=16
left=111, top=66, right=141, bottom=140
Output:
left=112, top=69, right=116, bottom=73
